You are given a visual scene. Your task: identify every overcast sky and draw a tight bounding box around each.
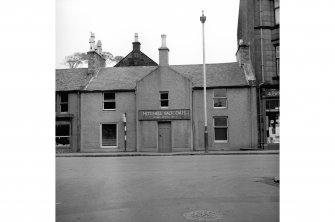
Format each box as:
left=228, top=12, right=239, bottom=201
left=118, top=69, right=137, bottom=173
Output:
left=56, top=0, right=240, bottom=69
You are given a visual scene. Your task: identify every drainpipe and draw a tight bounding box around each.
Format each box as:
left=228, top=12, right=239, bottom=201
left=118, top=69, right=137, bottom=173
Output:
left=259, top=0, right=265, bottom=149
left=258, top=82, right=264, bottom=149
left=259, top=0, right=265, bottom=82
left=77, top=91, right=81, bottom=152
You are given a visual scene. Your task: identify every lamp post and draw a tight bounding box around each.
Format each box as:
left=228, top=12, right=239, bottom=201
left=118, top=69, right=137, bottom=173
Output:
left=200, top=10, right=208, bottom=153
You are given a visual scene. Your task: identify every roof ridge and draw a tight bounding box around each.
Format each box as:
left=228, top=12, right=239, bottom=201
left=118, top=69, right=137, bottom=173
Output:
left=171, top=62, right=238, bottom=66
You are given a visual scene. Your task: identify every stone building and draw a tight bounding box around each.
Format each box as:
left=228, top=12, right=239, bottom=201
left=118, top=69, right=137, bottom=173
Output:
left=114, top=33, right=158, bottom=67
left=56, top=33, right=258, bottom=153
left=236, top=0, right=280, bottom=149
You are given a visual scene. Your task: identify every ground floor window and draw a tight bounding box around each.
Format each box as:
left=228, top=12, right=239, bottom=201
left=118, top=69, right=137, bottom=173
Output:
left=101, top=124, right=117, bottom=148
left=213, top=117, right=228, bottom=142
left=56, top=123, right=71, bottom=146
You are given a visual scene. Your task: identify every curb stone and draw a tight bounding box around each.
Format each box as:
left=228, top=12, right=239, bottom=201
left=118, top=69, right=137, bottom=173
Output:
left=56, top=150, right=279, bottom=157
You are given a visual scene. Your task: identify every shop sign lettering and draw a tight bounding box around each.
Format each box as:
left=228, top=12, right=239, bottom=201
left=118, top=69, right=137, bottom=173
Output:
left=263, top=89, right=279, bottom=97
left=139, top=109, right=190, bottom=120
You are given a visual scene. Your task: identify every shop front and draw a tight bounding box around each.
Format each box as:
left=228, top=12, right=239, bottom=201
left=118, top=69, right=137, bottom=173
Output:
left=138, top=109, right=191, bottom=153
left=263, top=88, right=280, bottom=149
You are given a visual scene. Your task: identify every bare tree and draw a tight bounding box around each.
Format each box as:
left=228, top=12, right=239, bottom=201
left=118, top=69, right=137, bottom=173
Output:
left=64, top=52, right=88, bottom=69
left=64, top=52, right=123, bottom=68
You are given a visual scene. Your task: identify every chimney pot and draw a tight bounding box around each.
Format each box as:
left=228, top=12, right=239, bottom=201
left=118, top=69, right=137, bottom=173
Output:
left=159, top=34, right=169, bottom=66
left=89, top=32, right=96, bottom=51
left=161, top=34, right=167, bottom=48
left=132, top=33, right=141, bottom=51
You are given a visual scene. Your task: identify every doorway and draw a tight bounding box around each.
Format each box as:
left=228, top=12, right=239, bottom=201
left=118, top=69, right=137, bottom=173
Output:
left=158, top=122, right=172, bottom=153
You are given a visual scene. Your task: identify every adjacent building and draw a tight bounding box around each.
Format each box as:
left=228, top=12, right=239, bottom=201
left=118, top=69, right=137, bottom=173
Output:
left=56, top=33, right=259, bottom=153
left=236, top=0, right=280, bottom=149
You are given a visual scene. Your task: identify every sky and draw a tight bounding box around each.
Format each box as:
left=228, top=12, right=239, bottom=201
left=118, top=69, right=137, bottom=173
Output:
left=56, top=0, right=240, bottom=68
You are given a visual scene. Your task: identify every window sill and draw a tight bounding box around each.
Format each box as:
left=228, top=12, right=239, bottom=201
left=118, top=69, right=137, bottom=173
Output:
left=100, top=146, right=118, bottom=149
left=160, top=107, right=169, bottom=109
left=214, top=140, right=228, bottom=143
left=213, top=107, right=227, bottom=109
left=103, top=109, right=116, bottom=111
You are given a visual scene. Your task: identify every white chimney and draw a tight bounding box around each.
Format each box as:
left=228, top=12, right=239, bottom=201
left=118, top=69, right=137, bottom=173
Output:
left=134, top=33, right=139, bottom=42
left=158, top=34, right=169, bottom=66
left=89, top=32, right=96, bottom=51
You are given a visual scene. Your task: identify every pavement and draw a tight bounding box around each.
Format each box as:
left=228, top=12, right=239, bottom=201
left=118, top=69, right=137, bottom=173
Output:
left=56, top=149, right=279, bottom=157
left=56, top=154, right=279, bottom=222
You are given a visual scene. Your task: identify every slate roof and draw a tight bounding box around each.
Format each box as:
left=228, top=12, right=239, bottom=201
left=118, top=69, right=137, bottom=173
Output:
left=56, top=68, right=90, bottom=91
left=56, top=62, right=249, bottom=91
left=171, top=62, right=248, bottom=87
left=84, top=66, right=158, bottom=91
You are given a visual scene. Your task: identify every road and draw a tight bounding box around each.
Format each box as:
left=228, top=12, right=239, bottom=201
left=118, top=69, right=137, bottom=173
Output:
left=56, top=154, right=279, bottom=222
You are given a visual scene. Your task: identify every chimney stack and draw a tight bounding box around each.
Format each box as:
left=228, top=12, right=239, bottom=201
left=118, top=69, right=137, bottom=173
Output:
left=88, top=33, right=105, bottom=75
left=132, top=33, right=141, bottom=51
left=158, top=34, right=169, bottom=66
left=236, top=41, right=250, bottom=67
left=96, top=40, right=102, bottom=54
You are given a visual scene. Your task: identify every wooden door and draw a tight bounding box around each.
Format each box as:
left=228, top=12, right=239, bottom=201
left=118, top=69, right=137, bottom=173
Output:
left=158, top=122, right=171, bottom=153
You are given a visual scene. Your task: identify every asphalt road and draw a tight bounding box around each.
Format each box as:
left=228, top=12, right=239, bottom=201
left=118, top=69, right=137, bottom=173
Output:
left=56, top=154, right=279, bottom=222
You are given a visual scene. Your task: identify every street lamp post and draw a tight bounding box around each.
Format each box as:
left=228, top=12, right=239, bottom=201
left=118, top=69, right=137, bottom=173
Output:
left=200, top=11, right=208, bottom=153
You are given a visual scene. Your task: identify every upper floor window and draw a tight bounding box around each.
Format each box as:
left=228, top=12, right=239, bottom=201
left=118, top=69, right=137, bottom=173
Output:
left=275, top=46, right=280, bottom=76
left=60, top=92, right=68, bottom=113
left=103, top=92, right=116, bottom=110
left=160, top=91, right=169, bottom=108
left=213, top=88, right=227, bottom=108
left=274, top=0, right=280, bottom=25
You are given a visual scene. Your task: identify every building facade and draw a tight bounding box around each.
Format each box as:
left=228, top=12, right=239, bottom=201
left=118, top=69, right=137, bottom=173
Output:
left=236, top=0, right=280, bottom=149
left=56, top=34, right=259, bottom=153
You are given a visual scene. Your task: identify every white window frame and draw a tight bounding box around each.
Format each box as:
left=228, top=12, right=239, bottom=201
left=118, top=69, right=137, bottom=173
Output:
left=275, top=45, right=280, bottom=76
left=56, top=122, right=71, bottom=147
left=274, top=0, right=280, bottom=25
left=103, top=92, right=116, bottom=111
left=60, top=92, right=69, bottom=113
left=213, top=88, right=227, bottom=109
left=100, top=123, right=118, bottom=148
left=213, top=117, right=228, bottom=143
left=160, top=91, right=169, bottom=108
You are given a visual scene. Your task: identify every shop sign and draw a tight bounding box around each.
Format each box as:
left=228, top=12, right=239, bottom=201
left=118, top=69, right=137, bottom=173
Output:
left=139, top=109, right=190, bottom=121
left=263, top=89, right=279, bottom=97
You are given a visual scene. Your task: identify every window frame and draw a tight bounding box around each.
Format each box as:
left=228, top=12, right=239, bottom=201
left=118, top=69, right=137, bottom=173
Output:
left=213, top=88, right=228, bottom=109
left=56, top=122, right=71, bottom=147
left=275, top=45, right=280, bottom=76
left=213, top=116, right=229, bottom=143
left=160, top=91, right=169, bottom=108
left=274, top=0, right=280, bottom=25
left=103, top=92, right=116, bottom=111
left=100, top=123, right=118, bottom=148
left=59, top=92, right=69, bottom=113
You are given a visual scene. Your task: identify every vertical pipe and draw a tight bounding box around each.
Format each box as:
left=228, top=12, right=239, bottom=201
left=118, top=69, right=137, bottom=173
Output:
left=77, top=91, right=81, bottom=152
left=259, top=0, right=265, bottom=149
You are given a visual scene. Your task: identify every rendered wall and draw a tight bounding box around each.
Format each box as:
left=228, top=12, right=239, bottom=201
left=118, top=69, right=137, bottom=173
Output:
left=80, top=91, right=136, bottom=152
left=56, top=92, right=79, bottom=153
left=136, top=66, right=192, bottom=151
left=193, top=87, right=258, bottom=150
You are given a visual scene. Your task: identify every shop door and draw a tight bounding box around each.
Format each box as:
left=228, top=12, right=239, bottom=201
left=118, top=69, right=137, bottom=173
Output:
left=158, top=122, right=171, bottom=153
